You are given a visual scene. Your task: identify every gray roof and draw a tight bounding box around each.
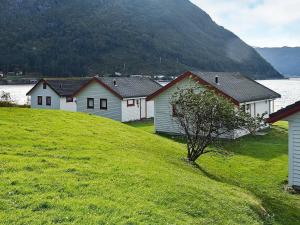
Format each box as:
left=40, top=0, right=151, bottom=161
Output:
left=28, top=77, right=162, bottom=98
left=192, top=71, right=281, bottom=103
left=44, top=78, right=91, bottom=96
left=96, top=77, right=162, bottom=98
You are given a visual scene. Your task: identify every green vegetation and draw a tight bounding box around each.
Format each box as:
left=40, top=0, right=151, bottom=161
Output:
left=0, top=108, right=299, bottom=224
left=126, top=119, right=155, bottom=133
left=0, top=0, right=282, bottom=79
left=129, top=119, right=300, bottom=224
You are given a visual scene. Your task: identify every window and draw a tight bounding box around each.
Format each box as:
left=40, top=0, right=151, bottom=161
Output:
left=46, top=96, right=51, bottom=106
left=246, top=104, right=251, bottom=111
left=66, top=97, right=73, bottom=103
left=127, top=99, right=135, bottom=107
left=172, top=105, right=178, bottom=117
left=87, top=98, right=94, bottom=109
left=43, top=83, right=47, bottom=89
left=37, top=96, right=42, bottom=105
left=240, top=105, right=246, bottom=112
left=100, top=99, right=108, bottom=110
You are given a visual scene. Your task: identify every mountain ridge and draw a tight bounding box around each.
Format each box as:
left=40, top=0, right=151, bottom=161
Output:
left=0, top=0, right=282, bottom=79
left=256, top=47, right=300, bottom=77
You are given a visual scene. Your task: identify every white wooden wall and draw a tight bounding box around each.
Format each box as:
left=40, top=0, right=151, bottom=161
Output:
left=60, top=97, right=77, bottom=112
left=288, top=112, right=300, bottom=188
left=29, top=82, right=61, bottom=110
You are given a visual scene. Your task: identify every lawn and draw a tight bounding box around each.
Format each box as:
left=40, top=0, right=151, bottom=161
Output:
left=0, top=108, right=299, bottom=224
left=128, top=120, right=300, bottom=225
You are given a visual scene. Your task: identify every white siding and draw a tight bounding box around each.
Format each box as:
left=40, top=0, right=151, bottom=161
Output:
left=60, top=97, right=77, bottom=112
left=241, top=99, right=274, bottom=119
left=288, top=112, right=300, bottom=187
left=29, top=83, right=60, bottom=110
left=154, top=78, right=199, bottom=134
left=76, top=82, right=122, bottom=121
left=121, top=98, right=143, bottom=122
left=121, top=98, right=153, bottom=122
left=146, top=100, right=155, bottom=118
left=153, top=78, right=275, bottom=139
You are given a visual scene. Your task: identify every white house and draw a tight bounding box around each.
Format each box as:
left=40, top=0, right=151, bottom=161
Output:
left=27, top=77, right=161, bottom=122
left=26, top=79, right=88, bottom=112
left=147, top=71, right=281, bottom=139
left=268, top=101, right=300, bottom=190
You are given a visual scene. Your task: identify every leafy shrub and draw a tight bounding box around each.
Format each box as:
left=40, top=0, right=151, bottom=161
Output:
left=0, top=91, right=29, bottom=108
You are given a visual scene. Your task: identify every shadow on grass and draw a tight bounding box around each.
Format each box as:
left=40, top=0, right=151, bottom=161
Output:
left=194, top=162, right=299, bottom=225
left=155, top=127, right=288, bottom=161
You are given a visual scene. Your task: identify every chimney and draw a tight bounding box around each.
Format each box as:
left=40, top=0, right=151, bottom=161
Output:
left=215, top=75, right=219, bottom=85
left=113, top=79, right=117, bottom=86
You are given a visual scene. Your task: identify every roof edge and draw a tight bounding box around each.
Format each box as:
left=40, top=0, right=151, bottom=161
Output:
left=147, top=71, right=240, bottom=105
left=71, top=77, right=123, bottom=99
left=146, top=71, right=193, bottom=101
left=241, top=74, right=281, bottom=99
left=267, top=101, right=300, bottom=123
left=26, top=79, right=61, bottom=97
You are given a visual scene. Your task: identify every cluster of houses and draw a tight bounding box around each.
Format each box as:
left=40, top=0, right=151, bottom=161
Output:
left=27, top=71, right=300, bottom=190
left=27, top=71, right=281, bottom=128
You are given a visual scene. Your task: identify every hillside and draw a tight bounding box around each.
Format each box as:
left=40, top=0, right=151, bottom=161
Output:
left=256, top=47, right=300, bottom=77
left=0, top=0, right=282, bottom=79
left=0, top=108, right=299, bottom=224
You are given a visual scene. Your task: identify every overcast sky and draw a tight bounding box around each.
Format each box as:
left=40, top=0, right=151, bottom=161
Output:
left=190, top=0, right=300, bottom=47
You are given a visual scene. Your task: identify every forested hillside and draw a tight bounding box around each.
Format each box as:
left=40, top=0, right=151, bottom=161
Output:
left=0, top=0, right=282, bottom=79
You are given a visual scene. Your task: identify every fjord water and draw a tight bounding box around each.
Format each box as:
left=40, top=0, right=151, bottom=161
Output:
left=258, top=79, right=300, bottom=111
left=0, top=84, right=34, bottom=105
left=1, top=79, right=300, bottom=111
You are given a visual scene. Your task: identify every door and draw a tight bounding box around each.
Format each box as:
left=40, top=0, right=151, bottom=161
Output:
left=140, top=98, right=146, bottom=119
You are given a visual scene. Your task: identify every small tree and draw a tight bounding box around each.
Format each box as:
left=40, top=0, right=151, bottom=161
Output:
left=170, top=85, right=253, bottom=163
left=0, top=91, right=15, bottom=107
left=0, top=91, right=12, bottom=102
left=245, top=112, right=267, bottom=135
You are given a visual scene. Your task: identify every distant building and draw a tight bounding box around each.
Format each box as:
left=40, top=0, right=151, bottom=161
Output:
left=114, top=72, right=122, bottom=77
left=26, top=77, right=162, bottom=122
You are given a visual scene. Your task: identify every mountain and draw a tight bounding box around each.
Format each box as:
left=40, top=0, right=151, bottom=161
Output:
left=256, top=47, right=300, bottom=77
left=0, top=0, right=282, bottom=79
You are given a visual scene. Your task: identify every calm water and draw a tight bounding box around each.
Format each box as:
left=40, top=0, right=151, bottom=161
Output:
left=0, top=84, right=34, bottom=105
left=1, top=79, right=300, bottom=111
left=258, top=79, right=300, bottom=111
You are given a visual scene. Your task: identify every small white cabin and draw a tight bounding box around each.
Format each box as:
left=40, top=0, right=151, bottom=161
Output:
left=268, top=101, right=300, bottom=190
left=27, top=77, right=161, bottom=122
left=147, top=71, right=281, bottom=139
left=26, top=79, right=85, bottom=112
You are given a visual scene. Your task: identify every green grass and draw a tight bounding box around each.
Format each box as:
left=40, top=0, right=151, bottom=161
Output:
left=128, top=119, right=300, bottom=225
left=126, top=119, right=155, bottom=133
left=0, top=108, right=299, bottom=224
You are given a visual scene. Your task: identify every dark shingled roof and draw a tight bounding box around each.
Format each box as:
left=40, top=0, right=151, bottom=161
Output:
left=191, top=71, right=281, bottom=103
left=44, top=78, right=91, bottom=96
left=96, top=77, right=162, bottom=98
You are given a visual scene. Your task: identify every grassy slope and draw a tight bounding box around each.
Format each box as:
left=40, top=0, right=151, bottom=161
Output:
left=129, top=120, right=300, bottom=224
left=0, top=109, right=298, bottom=224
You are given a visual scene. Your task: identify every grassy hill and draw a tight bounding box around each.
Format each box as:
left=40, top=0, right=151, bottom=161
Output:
left=0, top=108, right=299, bottom=224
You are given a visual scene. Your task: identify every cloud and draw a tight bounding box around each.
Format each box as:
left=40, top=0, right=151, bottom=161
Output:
left=190, top=0, right=300, bottom=47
